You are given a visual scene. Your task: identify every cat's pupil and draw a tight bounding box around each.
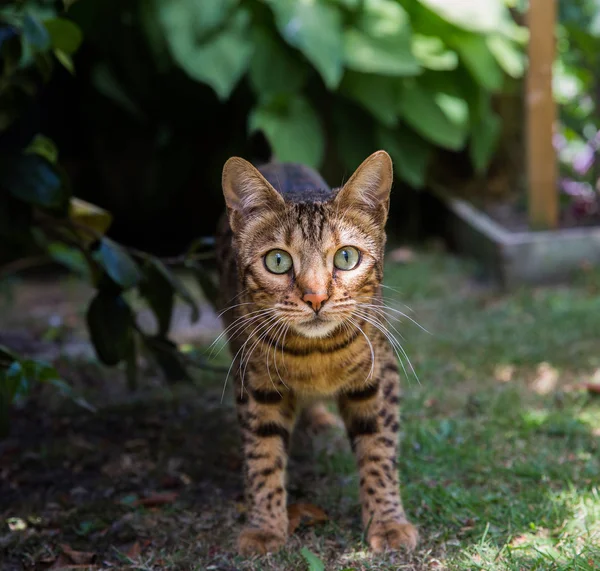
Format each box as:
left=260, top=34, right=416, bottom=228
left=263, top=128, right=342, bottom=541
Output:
left=276, top=253, right=281, bottom=266
left=343, top=250, right=349, bottom=263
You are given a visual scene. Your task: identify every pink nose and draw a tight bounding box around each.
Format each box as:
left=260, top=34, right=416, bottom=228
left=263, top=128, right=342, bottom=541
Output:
left=303, top=291, right=329, bottom=312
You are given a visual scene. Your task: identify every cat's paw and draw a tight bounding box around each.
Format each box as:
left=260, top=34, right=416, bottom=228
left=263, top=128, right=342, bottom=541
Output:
left=367, top=521, right=418, bottom=553
left=237, top=527, right=286, bottom=555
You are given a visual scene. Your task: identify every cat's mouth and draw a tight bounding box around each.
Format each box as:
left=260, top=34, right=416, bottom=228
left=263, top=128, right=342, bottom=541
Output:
left=294, top=315, right=340, bottom=338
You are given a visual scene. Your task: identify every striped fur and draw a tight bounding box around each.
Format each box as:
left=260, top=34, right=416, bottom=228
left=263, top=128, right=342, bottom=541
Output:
left=216, top=151, right=418, bottom=555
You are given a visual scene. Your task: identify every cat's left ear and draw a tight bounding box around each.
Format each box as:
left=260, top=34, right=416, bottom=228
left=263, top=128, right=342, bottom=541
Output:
left=222, top=157, right=285, bottom=232
left=334, top=150, right=393, bottom=220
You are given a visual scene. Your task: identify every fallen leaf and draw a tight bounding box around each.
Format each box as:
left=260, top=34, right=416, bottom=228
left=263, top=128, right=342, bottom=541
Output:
left=531, top=362, right=558, bottom=395
left=160, top=475, right=181, bottom=489
left=60, top=544, right=95, bottom=564
left=124, top=438, right=148, bottom=450
left=125, top=541, right=141, bottom=559
left=7, top=517, right=27, bottom=531
left=288, top=503, right=328, bottom=535
left=179, top=473, right=193, bottom=486
left=132, top=491, right=178, bottom=507
left=300, top=547, right=325, bottom=571
left=388, top=247, right=416, bottom=264
left=494, top=364, right=515, bottom=383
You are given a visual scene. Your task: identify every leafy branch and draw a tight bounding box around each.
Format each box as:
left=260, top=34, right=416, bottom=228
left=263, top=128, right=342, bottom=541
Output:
left=0, top=4, right=220, bottom=434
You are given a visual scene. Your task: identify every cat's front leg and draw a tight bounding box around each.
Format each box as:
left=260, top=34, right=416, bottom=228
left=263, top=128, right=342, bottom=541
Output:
left=338, top=362, right=418, bottom=553
left=235, top=381, right=296, bottom=555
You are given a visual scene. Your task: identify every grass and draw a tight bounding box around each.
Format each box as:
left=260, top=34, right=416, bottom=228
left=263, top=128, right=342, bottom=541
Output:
left=2, top=250, right=600, bottom=570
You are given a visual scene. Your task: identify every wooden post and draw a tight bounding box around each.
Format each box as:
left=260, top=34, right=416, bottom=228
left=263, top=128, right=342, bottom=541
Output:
left=526, top=0, right=558, bottom=230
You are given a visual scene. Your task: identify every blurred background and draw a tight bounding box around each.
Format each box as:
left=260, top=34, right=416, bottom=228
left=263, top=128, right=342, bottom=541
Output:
left=1, top=0, right=599, bottom=251
left=2, top=0, right=531, bottom=256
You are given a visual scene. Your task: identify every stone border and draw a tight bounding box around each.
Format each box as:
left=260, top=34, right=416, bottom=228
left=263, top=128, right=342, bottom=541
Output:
left=431, top=189, right=600, bottom=288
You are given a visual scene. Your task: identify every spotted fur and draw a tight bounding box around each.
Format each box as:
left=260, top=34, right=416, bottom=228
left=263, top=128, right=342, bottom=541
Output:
left=216, top=151, right=418, bottom=555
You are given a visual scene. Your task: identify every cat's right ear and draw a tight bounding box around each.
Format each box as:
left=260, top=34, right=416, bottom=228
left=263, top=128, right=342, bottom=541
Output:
left=222, top=157, right=284, bottom=232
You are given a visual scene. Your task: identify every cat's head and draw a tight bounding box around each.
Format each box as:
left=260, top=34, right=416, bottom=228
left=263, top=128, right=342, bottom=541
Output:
left=221, top=151, right=392, bottom=339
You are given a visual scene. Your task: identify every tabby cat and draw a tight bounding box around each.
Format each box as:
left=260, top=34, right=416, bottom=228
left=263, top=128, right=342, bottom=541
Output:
left=216, top=150, right=418, bottom=555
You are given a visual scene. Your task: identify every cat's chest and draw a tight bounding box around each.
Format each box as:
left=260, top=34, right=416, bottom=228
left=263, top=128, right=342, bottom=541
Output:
left=251, top=335, right=379, bottom=397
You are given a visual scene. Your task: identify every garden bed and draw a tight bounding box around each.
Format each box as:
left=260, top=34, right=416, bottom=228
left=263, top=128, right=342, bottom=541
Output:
left=429, top=188, right=600, bottom=288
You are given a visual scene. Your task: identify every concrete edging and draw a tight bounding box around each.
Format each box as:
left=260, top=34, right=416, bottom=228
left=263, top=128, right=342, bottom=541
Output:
left=432, top=189, right=600, bottom=288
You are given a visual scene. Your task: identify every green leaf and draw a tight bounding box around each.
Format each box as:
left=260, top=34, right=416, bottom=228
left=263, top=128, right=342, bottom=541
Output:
left=469, top=95, right=501, bottom=173
left=249, top=28, right=307, bottom=96
left=454, top=33, right=503, bottom=90
left=91, top=63, right=145, bottom=121
left=333, top=0, right=360, bottom=8
left=156, top=0, right=236, bottom=37
left=343, top=29, right=420, bottom=76
left=1, top=34, right=23, bottom=75
left=54, top=48, right=75, bottom=74
left=25, top=134, right=58, bottom=164
left=340, top=72, right=398, bottom=127
left=267, top=0, right=343, bottom=89
left=412, top=34, right=458, bottom=70
left=191, top=263, right=219, bottom=309
left=158, top=3, right=252, bottom=99
left=94, top=238, right=141, bottom=290
left=470, top=112, right=501, bottom=173
left=43, top=18, right=83, bottom=54
left=0, top=345, right=17, bottom=361
left=1, top=355, right=66, bottom=435
left=47, top=242, right=92, bottom=281
left=34, top=51, right=54, bottom=82
left=300, top=547, right=325, bottom=571
left=249, top=94, right=325, bottom=168
left=0, top=154, right=64, bottom=209
left=23, top=14, right=51, bottom=49
left=377, top=124, right=432, bottom=188
left=417, top=0, right=507, bottom=33
left=86, top=292, right=133, bottom=366
left=435, top=93, right=469, bottom=129
left=149, top=258, right=200, bottom=323
left=486, top=34, right=524, bottom=78
left=2, top=361, right=24, bottom=401
left=139, top=261, right=175, bottom=336
left=144, top=336, right=189, bottom=382
left=343, top=0, right=420, bottom=76
left=397, top=82, right=467, bottom=150
left=332, top=103, right=377, bottom=173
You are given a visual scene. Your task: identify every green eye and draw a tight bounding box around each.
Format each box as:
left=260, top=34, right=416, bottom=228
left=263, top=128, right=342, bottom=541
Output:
left=264, top=249, right=293, bottom=274
left=334, top=246, right=360, bottom=271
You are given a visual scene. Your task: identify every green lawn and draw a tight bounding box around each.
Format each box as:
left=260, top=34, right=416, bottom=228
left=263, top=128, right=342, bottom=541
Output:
left=2, top=251, right=600, bottom=570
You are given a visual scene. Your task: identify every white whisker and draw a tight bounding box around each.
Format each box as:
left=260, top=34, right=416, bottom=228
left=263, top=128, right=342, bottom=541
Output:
left=347, top=316, right=375, bottom=382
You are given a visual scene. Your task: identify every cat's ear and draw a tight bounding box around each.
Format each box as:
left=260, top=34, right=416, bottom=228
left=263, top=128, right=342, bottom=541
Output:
left=334, top=150, right=393, bottom=219
left=222, top=157, right=284, bottom=231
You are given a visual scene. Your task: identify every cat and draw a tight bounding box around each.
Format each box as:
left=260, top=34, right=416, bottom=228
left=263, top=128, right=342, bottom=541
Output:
left=215, top=150, right=418, bottom=555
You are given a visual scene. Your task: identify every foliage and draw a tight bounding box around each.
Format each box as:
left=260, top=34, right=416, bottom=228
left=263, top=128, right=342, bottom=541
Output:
left=0, top=1, right=217, bottom=434
left=555, top=0, right=600, bottom=221
left=71, top=0, right=525, bottom=189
